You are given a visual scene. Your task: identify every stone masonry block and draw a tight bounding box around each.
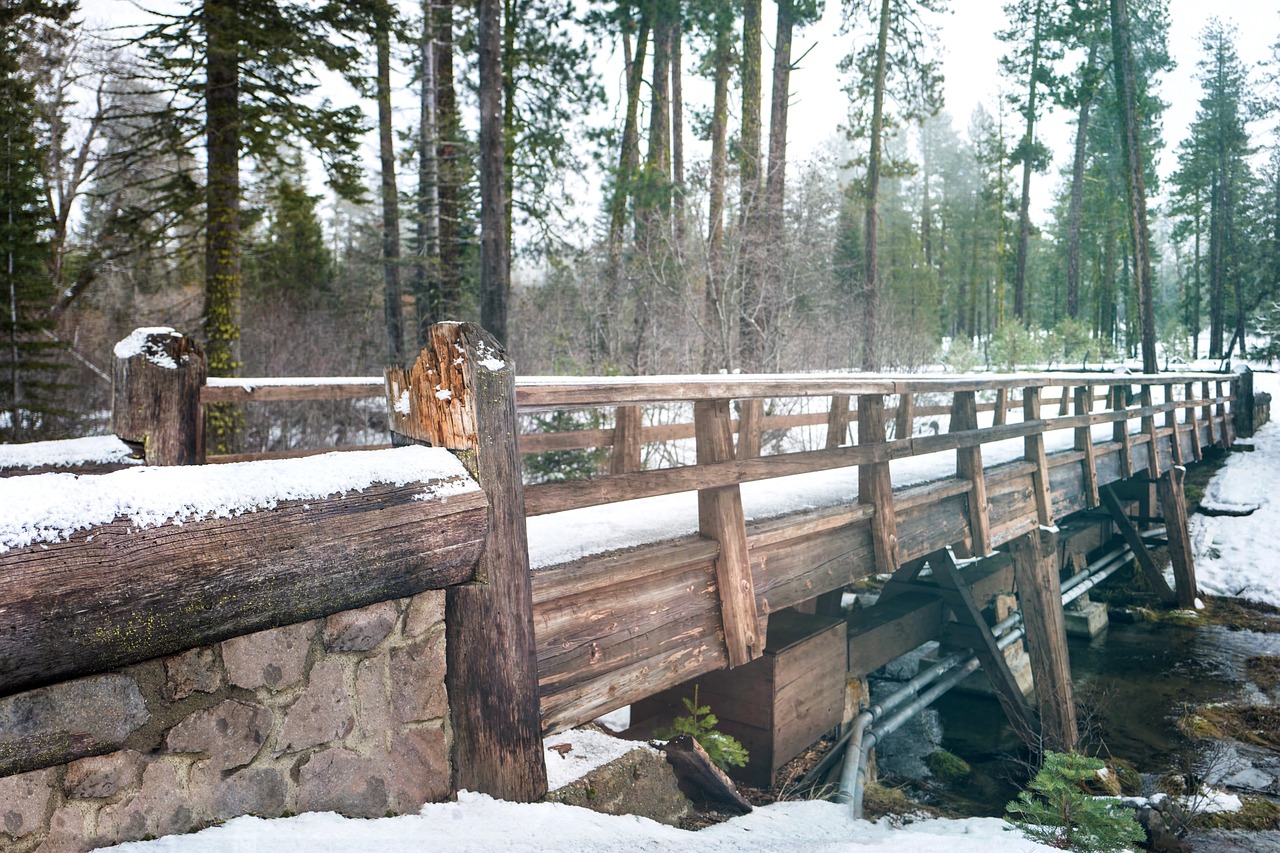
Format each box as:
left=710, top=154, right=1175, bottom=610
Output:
left=167, top=699, right=272, bottom=772
left=390, top=634, right=447, bottom=723
left=163, top=647, right=223, bottom=700
left=386, top=727, right=451, bottom=809
left=0, top=674, right=149, bottom=776
left=324, top=600, right=399, bottom=652
left=0, top=767, right=54, bottom=841
left=187, top=761, right=287, bottom=823
left=297, top=747, right=389, bottom=819
left=222, top=620, right=315, bottom=691
left=276, top=659, right=355, bottom=755
left=64, top=749, right=143, bottom=800
left=94, top=758, right=196, bottom=846
left=356, top=657, right=392, bottom=748
left=404, top=591, right=445, bottom=637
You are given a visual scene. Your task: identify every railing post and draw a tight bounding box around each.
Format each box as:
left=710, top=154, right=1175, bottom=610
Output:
left=858, top=393, right=899, bottom=574
left=1202, top=380, right=1217, bottom=448
left=610, top=406, right=643, bottom=474
left=1233, top=367, right=1254, bottom=439
left=1186, top=382, right=1203, bottom=461
left=1158, top=465, right=1199, bottom=608
left=1140, top=385, right=1161, bottom=478
left=1073, top=385, right=1099, bottom=508
left=993, top=387, right=1008, bottom=426
left=1023, top=386, right=1052, bottom=527
left=826, top=395, right=851, bottom=449
left=737, top=398, right=764, bottom=458
left=111, top=328, right=207, bottom=466
left=1164, top=383, right=1183, bottom=466
left=384, top=322, right=547, bottom=802
left=951, top=390, right=991, bottom=557
left=695, top=398, right=764, bottom=666
left=1111, top=385, right=1132, bottom=478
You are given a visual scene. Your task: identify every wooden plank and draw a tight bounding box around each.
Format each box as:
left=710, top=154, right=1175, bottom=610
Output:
left=932, top=549, right=1040, bottom=742
left=1057, top=385, right=1071, bottom=417
left=1023, top=387, right=1053, bottom=527
left=0, top=479, right=486, bottom=697
left=993, top=388, right=1008, bottom=426
left=391, top=323, right=547, bottom=802
left=894, top=391, right=916, bottom=440
left=1007, top=529, right=1078, bottom=753
left=112, top=329, right=207, bottom=466
left=1165, top=384, right=1184, bottom=466
left=695, top=399, right=764, bottom=666
left=952, top=391, right=992, bottom=556
left=517, top=375, right=898, bottom=409
left=1141, top=386, right=1161, bottom=477
left=1158, top=466, right=1199, bottom=608
left=1073, top=386, right=1099, bottom=508
left=1219, top=379, right=1234, bottom=447
left=827, top=395, right=851, bottom=449
left=1203, top=380, right=1217, bottom=448
left=200, top=380, right=385, bottom=404
left=859, top=394, right=900, bottom=574
left=1185, top=382, right=1203, bottom=461
left=610, top=405, right=643, bottom=474
left=1099, top=484, right=1177, bottom=606
left=207, top=444, right=393, bottom=464
left=738, top=398, right=764, bottom=458
left=1112, top=385, right=1132, bottom=477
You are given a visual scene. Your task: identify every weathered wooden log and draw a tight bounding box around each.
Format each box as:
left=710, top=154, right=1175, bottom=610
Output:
left=1008, top=529, right=1078, bottom=753
left=610, top=405, right=643, bottom=474
left=859, top=394, right=899, bottom=574
left=1158, top=466, right=1198, bottom=608
left=386, top=323, right=548, bottom=802
left=0, top=459, right=486, bottom=697
left=111, top=328, right=207, bottom=466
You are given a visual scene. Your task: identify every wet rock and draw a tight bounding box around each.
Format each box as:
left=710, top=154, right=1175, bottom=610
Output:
left=1136, top=803, right=1189, bottom=853
left=1184, top=830, right=1280, bottom=852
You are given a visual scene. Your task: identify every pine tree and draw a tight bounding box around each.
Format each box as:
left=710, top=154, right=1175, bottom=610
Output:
left=1005, top=751, right=1145, bottom=853
left=0, top=0, right=73, bottom=442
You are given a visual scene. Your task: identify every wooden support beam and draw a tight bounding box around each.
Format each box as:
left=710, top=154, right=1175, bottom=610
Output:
left=1057, top=385, right=1071, bottom=417
left=932, top=549, right=1040, bottom=743
left=894, top=391, right=916, bottom=441
left=1186, top=382, right=1203, bottom=461
left=952, top=391, right=992, bottom=556
left=1234, top=368, right=1255, bottom=438
left=1164, top=384, right=1183, bottom=467
left=387, top=323, right=547, bottom=801
left=993, top=388, right=1008, bottom=426
left=1112, top=386, right=1132, bottom=478
left=737, top=398, right=764, bottom=459
left=695, top=399, right=764, bottom=666
left=1219, top=380, right=1234, bottom=447
left=1099, top=484, right=1178, bottom=606
left=1023, top=387, right=1053, bottom=527
left=1202, top=380, right=1217, bottom=448
left=858, top=394, right=900, bottom=574
left=1158, top=466, right=1199, bottom=608
left=0, top=460, right=486, bottom=697
left=826, top=395, right=851, bottom=449
left=1073, top=386, right=1099, bottom=508
left=1007, top=529, right=1078, bottom=753
left=112, top=329, right=207, bottom=466
left=610, top=406, right=643, bottom=474
left=1141, top=386, right=1161, bottom=478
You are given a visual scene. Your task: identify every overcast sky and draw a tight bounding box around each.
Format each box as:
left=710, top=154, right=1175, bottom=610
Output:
left=92, top=0, right=1280, bottom=221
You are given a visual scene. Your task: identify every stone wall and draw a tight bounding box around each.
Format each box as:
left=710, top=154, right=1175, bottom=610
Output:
left=0, top=591, right=452, bottom=852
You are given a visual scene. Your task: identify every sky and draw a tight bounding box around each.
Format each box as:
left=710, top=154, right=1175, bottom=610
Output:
left=89, top=0, right=1280, bottom=225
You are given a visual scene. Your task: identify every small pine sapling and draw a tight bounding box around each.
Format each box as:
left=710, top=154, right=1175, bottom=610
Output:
left=667, top=686, right=748, bottom=771
left=1005, top=751, right=1145, bottom=853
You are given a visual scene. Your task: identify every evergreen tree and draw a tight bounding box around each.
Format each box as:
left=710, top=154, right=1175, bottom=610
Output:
left=0, top=0, right=74, bottom=442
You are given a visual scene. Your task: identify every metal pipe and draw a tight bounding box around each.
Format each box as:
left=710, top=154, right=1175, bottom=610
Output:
left=837, top=536, right=1143, bottom=816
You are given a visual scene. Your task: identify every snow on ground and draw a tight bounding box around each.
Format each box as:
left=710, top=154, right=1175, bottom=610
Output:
left=0, top=446, right=477, bottom=554
left=0, top=435, right=139, bottom=471
left=1190, top=371, right=1280, bottom=605
left=97, top=790, right=1062, bottom=853
left=543, top=728, right=658, bottom=792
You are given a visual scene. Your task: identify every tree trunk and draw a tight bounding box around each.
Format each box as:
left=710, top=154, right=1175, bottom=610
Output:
left=1111, top=0, right=1157, bottom=373
left=377, top=3, right=405, bottom=364
left=860, top=0, right=891, bottom=370
left=204, top=0, right=242, bottom=453
left=478, top=0, right=509, bottom=342
left=670, top=11, right=684, bottom=245
left=738, top=0, right=764, bottom=371
left=607, top=18, right=649, bottom=254
left=1013, top=0, right=1044, bottom=323
left=414, top=0, right=440, bottom=347
left=702, top=7, right=732, bottom=372
left=1066, top=43, right=1098, bottom=321
left=765, top=0, right=793, bottom=258
left=502, top=0, right=519, bottom=275
left=436, top=1, right=463, bottom=320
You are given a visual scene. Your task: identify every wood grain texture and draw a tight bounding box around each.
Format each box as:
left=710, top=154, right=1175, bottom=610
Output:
left=826, top=395, right=851, bottom=449
left=737, top=399, right=764, bottom=459
left=1141, top=386, right=1161, bottom=478
left=1023, top=387, right=1053, bottom=527
left=406, top=324, right=548, bottom=802
left=858, top=394, right=899, bottom=574
left=1100, top=484, right=1177, bottom=605
left=610, top=406, right=643, bottom=474
left=1073, top=386, right=1099, bottom=508
left=952, top=391, right=991, bottom=556
left=1008, top=529, right=1078, bottom=753
left=200, top=382, right=384, bottom=404
left=0, top=483, right=485, bottom=697
left=112, top=332, right=207, bottom=466
left=695, top=399, right=763, bottom=666
left=1158, top=466, right=1198, bottom=608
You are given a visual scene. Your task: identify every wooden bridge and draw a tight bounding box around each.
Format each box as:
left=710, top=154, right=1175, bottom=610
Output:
left=2, top=322, right=1268, bottom=802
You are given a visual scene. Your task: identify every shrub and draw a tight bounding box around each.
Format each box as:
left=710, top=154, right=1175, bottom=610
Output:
left=1005, top=751, right=1145, bottom=853
left=666, top=687, right=748, bottom=772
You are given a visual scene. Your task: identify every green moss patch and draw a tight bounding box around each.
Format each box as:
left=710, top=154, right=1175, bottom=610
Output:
left=1192, top=795, right=1280, bottom=831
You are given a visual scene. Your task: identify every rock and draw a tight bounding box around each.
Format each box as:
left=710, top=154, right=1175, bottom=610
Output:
left=0, top=674, right=149, bottom=776
left=64, top=750, right=143, bottom=799
left=162, top=647, right=222, bottom=700
left=186, top=763, right=287, bottom=822
left=1137, top=804, right=1190, bottom=853
left=323, top=601, right=399, bottom=652
left=550, top=744, right=689, bottom=826
left=385, top=728, right=451, bottom=809
left=276, top=659, right=355, bottom=755
left=404, top=592, right=444, bottom=637
left=167, top=699, right=273, bottom=771
left=1184, top=830, right=1280, bottom=852
left=95, top=758, right=197, bottom=845
left=662, top=735, right=752, bottom=815
left=390, top=634, right=447, bottom=723
left=297, top=747, right=389, bottom=819
left=222, top=620, right=316, bottom=691
left=0, top=768, right=54, bottom=840
left=355, top=658, right=392, bottom=748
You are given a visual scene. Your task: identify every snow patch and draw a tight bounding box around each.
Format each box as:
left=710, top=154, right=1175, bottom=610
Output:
left=112, top=326, right=180, bottom=360
left=0, top=446, right=477, bottom=554
left=543, top=728, right=656, bottom=792
left=0, top=435, right=139, bottom=471
left=394, top=391, right=411, bottom=415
